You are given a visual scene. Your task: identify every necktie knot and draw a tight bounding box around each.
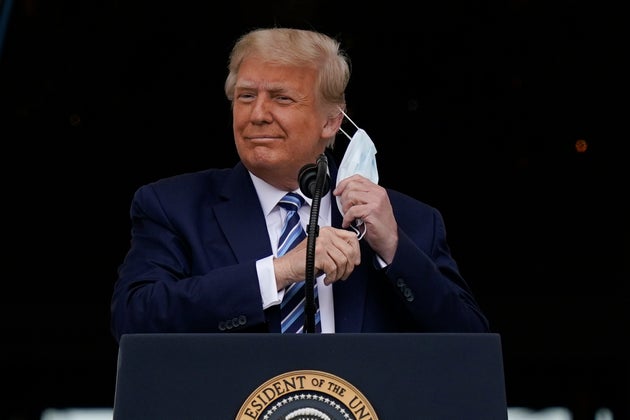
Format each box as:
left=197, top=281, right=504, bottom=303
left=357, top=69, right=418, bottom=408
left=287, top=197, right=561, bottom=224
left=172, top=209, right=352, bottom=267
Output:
left=277, top=192, right=304, bottom=213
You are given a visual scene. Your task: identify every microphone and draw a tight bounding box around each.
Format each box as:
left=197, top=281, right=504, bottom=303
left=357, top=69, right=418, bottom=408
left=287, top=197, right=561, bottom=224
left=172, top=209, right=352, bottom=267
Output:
left=297, top=153, right=330, bottom=333
left=298, top=154, right=331, bottom=198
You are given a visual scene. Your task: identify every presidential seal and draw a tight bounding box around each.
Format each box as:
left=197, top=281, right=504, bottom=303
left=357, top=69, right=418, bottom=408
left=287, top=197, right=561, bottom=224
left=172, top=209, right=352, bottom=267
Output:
left=236, top=370, right=379, bottom=420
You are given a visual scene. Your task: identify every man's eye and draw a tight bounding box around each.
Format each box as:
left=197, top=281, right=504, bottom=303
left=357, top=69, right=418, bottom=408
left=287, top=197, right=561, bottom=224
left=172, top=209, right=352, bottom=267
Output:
left=276, top=96, right=293, bottom=104
left=237, top=93, right=255, bottom=101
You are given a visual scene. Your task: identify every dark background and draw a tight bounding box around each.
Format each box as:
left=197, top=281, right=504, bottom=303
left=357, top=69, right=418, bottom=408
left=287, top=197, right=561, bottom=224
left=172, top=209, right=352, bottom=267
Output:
left=1, top=1, right=628, bottom=419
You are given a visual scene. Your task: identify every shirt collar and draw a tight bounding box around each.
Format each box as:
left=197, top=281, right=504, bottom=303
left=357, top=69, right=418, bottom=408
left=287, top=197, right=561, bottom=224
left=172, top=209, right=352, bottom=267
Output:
left=249, top=172, right=307, bottom=216
left=248, top=172, right=331, bottom=223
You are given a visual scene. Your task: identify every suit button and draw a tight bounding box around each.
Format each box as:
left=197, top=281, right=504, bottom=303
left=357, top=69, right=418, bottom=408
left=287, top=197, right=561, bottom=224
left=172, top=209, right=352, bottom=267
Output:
left=396, top=278, right=414, bottom=302
left=238, top=315, right=247, bottom=326
left=218, top=321, right=227, bottom=331
left=404, top=288, right=415, bottom=302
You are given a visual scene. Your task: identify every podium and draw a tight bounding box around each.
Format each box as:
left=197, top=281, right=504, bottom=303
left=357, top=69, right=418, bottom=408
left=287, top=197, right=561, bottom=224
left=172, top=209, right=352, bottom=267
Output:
left=113, top=333, right=507, bottom=419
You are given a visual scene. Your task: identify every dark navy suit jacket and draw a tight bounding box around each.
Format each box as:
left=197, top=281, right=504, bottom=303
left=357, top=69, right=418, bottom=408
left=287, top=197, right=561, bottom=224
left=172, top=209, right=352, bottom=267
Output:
left=111, top=152, right=489, bottom=342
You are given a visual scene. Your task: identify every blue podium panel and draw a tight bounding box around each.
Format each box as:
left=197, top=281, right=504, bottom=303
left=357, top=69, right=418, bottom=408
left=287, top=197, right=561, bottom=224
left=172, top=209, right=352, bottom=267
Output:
left=113, top=333, right=508, bottom=419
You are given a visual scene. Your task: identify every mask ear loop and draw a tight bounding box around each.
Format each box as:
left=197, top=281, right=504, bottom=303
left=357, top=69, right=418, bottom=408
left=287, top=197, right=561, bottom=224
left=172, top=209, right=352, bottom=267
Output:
left=336, top=108, right=367, bottom=241
left=337, top=107, right=360, bottom=142
left=339, top=107, right=360, bottom=130
left=350, top=220, right=367, bottom=240
left=338, top=127, right=352, bottom=141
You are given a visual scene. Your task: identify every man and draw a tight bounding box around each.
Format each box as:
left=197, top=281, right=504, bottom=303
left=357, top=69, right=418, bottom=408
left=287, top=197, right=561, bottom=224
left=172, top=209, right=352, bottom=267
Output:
left=110, top=27, right=489, bottom=342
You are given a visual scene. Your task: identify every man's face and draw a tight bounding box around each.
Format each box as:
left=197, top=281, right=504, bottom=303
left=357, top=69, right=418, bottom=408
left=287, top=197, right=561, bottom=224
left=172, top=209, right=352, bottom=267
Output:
left=232, top=56, right=335, bottom=191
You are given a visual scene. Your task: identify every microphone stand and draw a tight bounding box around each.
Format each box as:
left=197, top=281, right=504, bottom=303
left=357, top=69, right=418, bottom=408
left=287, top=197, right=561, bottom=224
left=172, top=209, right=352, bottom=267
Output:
left=300, top=153, right=330, bottom=333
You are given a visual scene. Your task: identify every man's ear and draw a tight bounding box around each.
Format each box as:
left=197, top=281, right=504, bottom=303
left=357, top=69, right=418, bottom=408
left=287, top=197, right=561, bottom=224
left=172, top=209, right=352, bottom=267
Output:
left=322, top=111, right=344, bottom=139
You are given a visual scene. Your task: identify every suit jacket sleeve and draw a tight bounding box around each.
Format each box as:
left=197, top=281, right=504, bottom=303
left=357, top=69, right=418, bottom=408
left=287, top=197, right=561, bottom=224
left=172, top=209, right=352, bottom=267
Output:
left=379, top=190, right=490, bottom=332
left=111, top=166, right=274, bottom=342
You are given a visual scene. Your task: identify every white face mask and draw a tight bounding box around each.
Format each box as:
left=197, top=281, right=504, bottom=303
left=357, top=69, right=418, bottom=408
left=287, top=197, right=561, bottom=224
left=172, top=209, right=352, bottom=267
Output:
left=337, top=128, right=379, bottom=185
left=335, top=110, right=379, bottom=239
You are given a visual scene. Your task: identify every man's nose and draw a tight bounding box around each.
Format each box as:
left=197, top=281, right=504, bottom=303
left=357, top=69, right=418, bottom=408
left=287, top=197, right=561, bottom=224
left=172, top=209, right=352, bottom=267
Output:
left=250, top=97, right=273, bottom=122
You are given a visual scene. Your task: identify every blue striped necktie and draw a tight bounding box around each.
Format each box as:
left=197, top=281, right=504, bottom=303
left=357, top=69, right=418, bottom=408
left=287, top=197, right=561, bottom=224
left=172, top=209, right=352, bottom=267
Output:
left=277, top=192, right=320, bottom=333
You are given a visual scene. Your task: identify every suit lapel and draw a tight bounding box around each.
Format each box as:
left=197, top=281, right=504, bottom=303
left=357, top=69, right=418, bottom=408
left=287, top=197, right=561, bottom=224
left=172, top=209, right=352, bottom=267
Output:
left=213, top=163, right=272, bottom=263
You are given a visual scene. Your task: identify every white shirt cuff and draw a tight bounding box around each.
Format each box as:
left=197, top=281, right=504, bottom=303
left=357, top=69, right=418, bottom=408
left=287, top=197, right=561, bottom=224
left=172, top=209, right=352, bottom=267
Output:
left=257, top=255, right=283, bottom=309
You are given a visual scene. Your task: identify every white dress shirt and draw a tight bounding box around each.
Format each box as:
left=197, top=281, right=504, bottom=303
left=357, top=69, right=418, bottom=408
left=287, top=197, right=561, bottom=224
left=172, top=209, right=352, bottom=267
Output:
left=250, top=172, right=335, bottom=333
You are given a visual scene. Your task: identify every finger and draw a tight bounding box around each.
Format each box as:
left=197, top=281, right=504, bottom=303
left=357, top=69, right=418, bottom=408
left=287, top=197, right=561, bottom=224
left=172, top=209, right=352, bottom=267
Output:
left=330, top=235, right=360, bottom=282
left=315, top=230, right=359, bottom=283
